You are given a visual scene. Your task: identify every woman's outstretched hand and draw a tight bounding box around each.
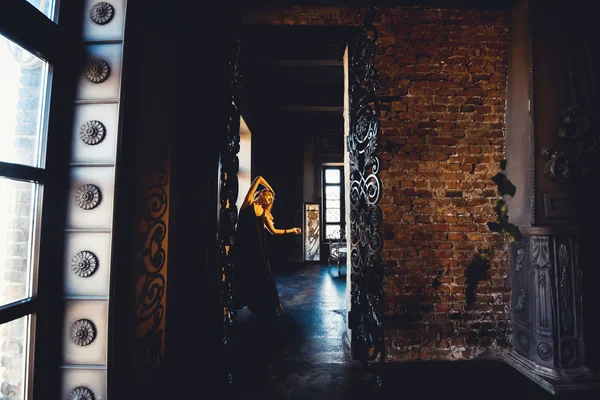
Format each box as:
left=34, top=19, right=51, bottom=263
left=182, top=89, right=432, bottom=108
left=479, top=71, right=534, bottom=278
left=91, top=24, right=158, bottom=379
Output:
left=290, top=228, right=301, bottom=235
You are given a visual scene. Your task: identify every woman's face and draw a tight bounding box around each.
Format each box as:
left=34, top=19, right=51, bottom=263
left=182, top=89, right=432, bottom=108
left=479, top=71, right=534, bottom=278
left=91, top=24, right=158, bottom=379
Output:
left=255, top=190, right=274, bottom=206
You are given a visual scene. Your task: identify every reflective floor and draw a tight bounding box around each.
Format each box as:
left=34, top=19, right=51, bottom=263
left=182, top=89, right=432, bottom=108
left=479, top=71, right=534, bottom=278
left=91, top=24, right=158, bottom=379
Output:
left=226, top=263, right=598, bottom=399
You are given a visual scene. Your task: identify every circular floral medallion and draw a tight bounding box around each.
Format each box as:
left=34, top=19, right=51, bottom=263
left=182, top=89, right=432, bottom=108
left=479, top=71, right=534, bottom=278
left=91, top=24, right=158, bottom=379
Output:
left=90, top=2, right=114, bottom=25
left=71, top=251, right=98, bottom=278
left=537, top=342, right=553, bottom=361
left=76, top=184, right=101, bottom=210
left=70, top=319, right=96, bottom=346
left=85, top=59, right=110, bottom=84
left=69, top=386, right=95, bottom=400
left=80, top=120, right=106, bottom=145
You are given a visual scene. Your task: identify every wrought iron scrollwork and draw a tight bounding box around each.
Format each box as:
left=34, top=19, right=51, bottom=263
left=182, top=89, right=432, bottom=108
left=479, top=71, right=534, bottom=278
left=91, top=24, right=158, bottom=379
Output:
left=348, top=6, right=388, bottom=365
left=219, top=11, right=242, bottom=385
left=135, top=165, right=169, bottom=370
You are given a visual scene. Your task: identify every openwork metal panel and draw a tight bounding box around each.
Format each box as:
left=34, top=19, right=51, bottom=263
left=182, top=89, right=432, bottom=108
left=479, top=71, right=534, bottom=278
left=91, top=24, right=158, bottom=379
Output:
left=348, top=6, right=385, bottom=363
left=219, top=17, right=242, bottom=385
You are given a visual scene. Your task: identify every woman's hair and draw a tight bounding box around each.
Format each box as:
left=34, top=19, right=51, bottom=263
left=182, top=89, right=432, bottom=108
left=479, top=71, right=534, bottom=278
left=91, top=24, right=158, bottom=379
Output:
left=254, top=188, right=275, bottom=216
left=253, top=188, right=274, bottom=203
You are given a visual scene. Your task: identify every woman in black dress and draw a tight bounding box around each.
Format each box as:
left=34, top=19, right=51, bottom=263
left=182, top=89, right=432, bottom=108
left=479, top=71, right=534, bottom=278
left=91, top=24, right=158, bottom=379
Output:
left=234, top=175, right=301, bottom=317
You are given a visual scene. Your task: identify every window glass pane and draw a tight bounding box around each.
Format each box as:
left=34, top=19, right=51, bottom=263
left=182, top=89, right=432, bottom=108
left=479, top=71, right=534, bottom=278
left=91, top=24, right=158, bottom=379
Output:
left=325, top=225, right=340, bottom=240
left=0, top=34, right=50, bottom=168
left=25, top=0, right=56, bottom=20
left=325, top=186, right=340, bottom=200
left=0, top=178, right=38, bottom=306
left=324, top=168, right=340, bottom=184
left=326, top=209, right=340, bottom=223
left=0, top=315, right=31, bottom=400
left=326, top=199, right=340, bottom=210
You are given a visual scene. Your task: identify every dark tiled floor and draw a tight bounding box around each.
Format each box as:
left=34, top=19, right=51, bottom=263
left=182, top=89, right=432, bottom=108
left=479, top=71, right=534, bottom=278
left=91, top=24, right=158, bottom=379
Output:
left=225, top=263, right=600, bottom=399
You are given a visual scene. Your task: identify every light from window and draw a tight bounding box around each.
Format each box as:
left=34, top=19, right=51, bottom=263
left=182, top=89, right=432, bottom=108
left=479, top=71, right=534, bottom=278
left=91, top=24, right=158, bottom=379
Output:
left=25, top=0, right=56, bottom=20
left=325, top=186, right=340, bottom=200
left=0, top=315, right=31, bottom=400
left=325, top=225, right=341, bottom=240
left=323, top=166, right=344, bottom=240
left=0, top=34, right=50, bottom=168
left=0, top=178, right=38, bottom=307
left=324, top=168, right=340, bottom=184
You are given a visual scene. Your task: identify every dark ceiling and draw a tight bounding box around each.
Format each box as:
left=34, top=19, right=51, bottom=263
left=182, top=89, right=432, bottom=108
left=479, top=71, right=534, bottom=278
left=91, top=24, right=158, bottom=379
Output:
left=239, top=25, right=353, bottom=142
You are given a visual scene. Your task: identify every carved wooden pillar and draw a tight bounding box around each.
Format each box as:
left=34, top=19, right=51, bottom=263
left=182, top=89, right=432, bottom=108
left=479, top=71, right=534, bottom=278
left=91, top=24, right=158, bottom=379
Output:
left=504, top=0, right=600, bottom=394
left=506, top=228, right=596, bottom=393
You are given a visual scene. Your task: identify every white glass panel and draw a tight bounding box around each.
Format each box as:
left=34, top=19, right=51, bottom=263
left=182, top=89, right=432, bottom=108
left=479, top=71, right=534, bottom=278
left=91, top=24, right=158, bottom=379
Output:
left=63, top=300, right=108, bottom=366
left=0, top=315, right=31, bottom=400
left=325, top=225, right=340, bottom=240
left=66, top=167, right=115, bottom=230
left=25, top=0, right=56, bottom=20
left=63, top=232, right=111, bottom=297
left=326, top=209, right=340, bottom=223
left=324, top=169, right=340, bottom=184
left=325, top=186, right=340, bottom=200
left=0, top=178, right=38, bottom=306
left=71, top=103, right=119, bottom=164
left=0, top=34, right=50, bottom=167
left=83, top=0, right=127, bottom=41
left=326, top=199, right=340, bottom=210
left=76, top=43, right=123, bottom=101
left=61, top=369, right=107, bottom=400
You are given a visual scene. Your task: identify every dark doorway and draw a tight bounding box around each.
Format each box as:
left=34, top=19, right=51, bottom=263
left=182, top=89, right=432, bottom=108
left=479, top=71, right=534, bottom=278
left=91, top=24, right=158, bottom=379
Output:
left=230, top=24, right=358, bottom=393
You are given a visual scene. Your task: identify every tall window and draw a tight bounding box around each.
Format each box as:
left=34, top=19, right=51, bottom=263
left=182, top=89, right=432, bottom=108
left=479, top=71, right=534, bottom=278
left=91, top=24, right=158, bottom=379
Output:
left=322, top=165, right=344, bottom=240
left=1, top=1, right=58, bottom=398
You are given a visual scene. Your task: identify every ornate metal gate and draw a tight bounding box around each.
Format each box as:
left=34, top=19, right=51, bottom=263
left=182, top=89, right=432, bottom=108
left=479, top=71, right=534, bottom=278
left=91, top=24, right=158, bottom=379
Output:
left=218, top=13, right=242, bottom=385
left=348, top=6, right=395, bottom=366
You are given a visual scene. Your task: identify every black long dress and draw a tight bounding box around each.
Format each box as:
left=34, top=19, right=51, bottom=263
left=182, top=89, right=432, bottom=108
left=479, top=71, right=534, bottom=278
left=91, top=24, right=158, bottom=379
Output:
left=234, top=205, right=281, bottom=316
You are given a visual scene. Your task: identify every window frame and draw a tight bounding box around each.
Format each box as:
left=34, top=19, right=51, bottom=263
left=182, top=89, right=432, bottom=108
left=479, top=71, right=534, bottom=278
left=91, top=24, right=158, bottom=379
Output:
left=1, top=1, right=85, bottom=399
left=321, top=164, right=345, bottom=243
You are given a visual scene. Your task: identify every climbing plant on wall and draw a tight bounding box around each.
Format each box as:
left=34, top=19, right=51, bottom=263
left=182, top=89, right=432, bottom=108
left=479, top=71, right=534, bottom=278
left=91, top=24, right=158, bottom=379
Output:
left=464, top=159, right=521, bottom=302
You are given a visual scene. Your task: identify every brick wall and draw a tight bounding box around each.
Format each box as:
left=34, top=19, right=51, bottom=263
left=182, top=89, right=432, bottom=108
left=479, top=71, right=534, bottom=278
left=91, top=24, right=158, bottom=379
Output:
left=241, top=6, right=510, bottom=361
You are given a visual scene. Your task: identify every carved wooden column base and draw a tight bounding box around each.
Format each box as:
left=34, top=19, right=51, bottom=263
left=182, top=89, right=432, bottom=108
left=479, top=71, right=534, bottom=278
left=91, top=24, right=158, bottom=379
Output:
left=505, top=226, right=600, bottom=395
left=505, top=348, right=600, bottom=394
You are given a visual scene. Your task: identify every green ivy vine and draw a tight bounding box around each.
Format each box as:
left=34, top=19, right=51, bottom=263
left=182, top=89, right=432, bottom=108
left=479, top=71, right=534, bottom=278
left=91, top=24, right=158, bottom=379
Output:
left=487, top=159, right=521, bottom=243
left=464, top=159, right=521, bottom=303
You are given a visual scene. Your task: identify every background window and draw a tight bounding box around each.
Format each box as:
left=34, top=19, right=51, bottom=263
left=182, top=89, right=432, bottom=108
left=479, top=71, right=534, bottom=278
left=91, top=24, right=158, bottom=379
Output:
left=322, top=166, right=344, bottom=240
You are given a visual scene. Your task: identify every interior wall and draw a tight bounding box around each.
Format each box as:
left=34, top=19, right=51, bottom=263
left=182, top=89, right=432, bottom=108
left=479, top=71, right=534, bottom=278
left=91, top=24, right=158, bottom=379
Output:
left=238, top=115, right=252, bottom=212
left=242, top=5, right=511, bottom=362
left=505, top=0, right=532, bottom=227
